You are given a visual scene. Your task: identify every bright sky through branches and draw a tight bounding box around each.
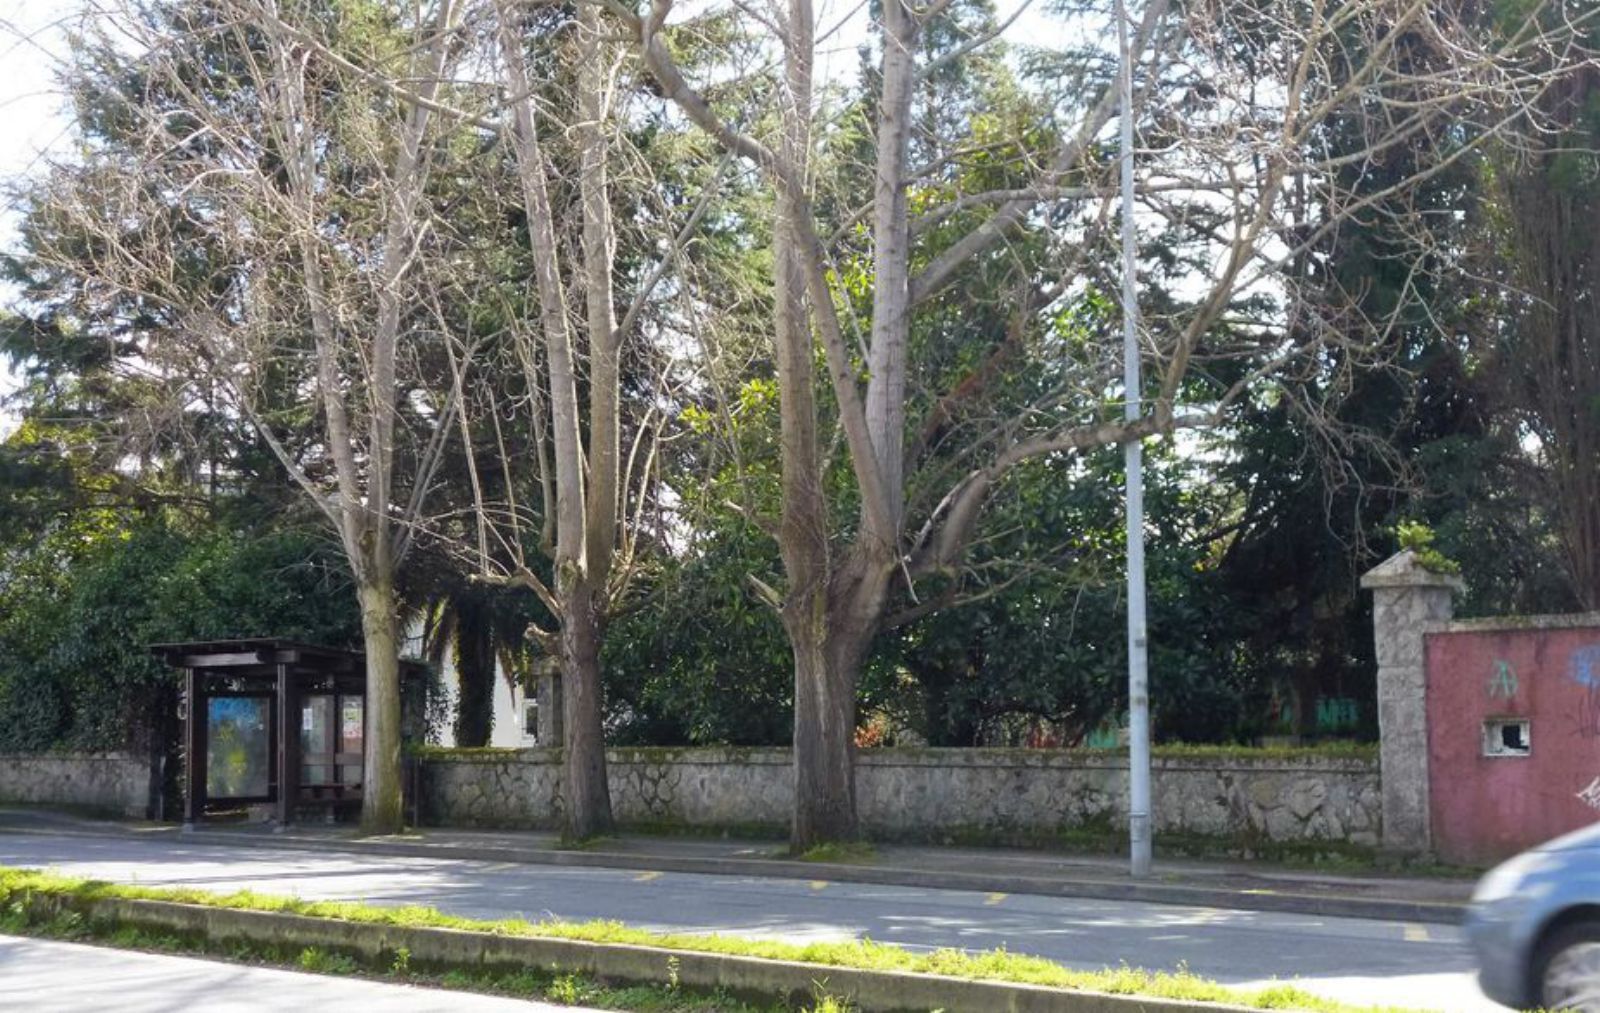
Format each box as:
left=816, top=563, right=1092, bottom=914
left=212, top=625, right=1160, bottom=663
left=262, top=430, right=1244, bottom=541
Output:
left=0, top=0, right=1072, bottom=439
left=0, top=0, right=76, bottom=436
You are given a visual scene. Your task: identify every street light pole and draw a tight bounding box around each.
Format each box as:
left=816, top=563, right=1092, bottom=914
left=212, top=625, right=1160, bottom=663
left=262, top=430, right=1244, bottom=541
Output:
left=1117, top=0, right=1152, bottom=879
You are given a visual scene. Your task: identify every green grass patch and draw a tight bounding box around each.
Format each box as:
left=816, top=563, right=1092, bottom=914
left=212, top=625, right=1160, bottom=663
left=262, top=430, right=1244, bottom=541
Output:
left=409, top=742, right=1380, bottom=766
left=0, top=886, right=800, bottom=1012
left=553, top=833, right=625, bottom=852
left=1148, top=741, right=1379, bottom=763
left=0, top=864, right=1433, bottom=1012
left=408, top=745, right=530, bottom=762
left=792, top=841, right=877, bottom=864
left=619, top=819, right=790, bottom=843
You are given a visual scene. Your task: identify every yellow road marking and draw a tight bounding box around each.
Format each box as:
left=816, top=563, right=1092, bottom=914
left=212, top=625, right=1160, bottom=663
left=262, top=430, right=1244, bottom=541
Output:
left=1404, top=924, right=1429, bottom=942
left=985, top=892, right=1007, bottom=906
left=809, top=880, right=829, bottom=891
left=633, top=871, right=663, bottom=883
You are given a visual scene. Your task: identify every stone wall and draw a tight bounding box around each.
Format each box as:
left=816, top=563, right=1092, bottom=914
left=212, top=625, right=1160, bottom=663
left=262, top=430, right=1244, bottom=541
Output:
left=418, top=747, right=1381, bottom=846
left=0, top=753, right=152, bottom=818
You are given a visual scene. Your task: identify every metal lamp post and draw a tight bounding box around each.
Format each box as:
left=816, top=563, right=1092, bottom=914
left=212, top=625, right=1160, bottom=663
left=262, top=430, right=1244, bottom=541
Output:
left=1116, top=0, right=1153, bottom=879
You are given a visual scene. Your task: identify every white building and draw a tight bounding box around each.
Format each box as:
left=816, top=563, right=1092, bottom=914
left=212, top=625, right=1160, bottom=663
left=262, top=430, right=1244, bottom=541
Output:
left=402, top=619, right=556, bottom=748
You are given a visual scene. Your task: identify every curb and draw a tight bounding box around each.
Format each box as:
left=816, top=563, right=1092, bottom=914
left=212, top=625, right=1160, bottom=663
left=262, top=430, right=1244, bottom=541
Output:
left=0, top=815, right=1469, bottom=926
left=18, top=891, right=1263, bottom=1013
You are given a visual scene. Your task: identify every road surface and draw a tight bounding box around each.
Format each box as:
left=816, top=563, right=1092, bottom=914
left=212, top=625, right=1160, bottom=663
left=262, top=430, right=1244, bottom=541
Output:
left=0, top=933, right=600, bottom=1011
left=0, top=831, right=1501, bottom=1011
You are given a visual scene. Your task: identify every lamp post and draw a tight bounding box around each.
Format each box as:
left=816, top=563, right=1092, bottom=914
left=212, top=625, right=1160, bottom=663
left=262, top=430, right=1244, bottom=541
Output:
left=1116, top=0, right=1152, bottom=879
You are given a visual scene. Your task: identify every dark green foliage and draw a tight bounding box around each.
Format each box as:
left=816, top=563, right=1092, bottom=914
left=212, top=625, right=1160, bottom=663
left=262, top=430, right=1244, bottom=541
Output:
left=451, top=590, right=499, bottom=748
left=604, top=519, right=793, bottom=746
left=0, top=520, right=359, bottom=753
left=871, top=444, right=1259, bottom=747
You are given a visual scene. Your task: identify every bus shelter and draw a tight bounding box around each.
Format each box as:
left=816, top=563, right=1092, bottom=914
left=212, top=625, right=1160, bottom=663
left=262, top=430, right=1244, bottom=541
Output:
left=151, top=639, right=429, bottom=828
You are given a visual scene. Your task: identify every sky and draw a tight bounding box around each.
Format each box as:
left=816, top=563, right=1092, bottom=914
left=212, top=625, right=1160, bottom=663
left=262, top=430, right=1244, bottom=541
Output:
left=0, top=0, right=76, bottom=438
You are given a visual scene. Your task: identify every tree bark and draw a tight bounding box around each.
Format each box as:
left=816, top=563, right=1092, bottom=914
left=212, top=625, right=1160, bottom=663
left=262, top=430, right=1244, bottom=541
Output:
left=789, top=618, right=859, bottom=846
left=358, top=576, right=404, bottom=835
left=570, top=2, right=620, bottom=841
left=764, top=0, right=859, bottom=850
left=561, top=574, right=614, bottom=840
left=787, top=548, right=894, bottom=848
left=863, top=0, right=919, bottom=538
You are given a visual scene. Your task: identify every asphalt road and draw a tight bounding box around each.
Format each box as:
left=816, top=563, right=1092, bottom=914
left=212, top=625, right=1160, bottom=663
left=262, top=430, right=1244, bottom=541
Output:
left=0, top=933, right=600, bottom=1011
left=0, top=831, right=1502, bottom=1011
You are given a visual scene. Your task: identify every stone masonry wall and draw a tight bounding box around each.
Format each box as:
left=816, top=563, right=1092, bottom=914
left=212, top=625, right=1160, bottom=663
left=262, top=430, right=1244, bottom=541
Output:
left=0, top=753, right=152, bottom=818
left=418, top=747, right=1381, bottom=846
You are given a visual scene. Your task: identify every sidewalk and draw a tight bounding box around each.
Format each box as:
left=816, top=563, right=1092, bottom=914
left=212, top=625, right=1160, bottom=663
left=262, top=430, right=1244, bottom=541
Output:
left=0, top=806, right=1474, bottom=925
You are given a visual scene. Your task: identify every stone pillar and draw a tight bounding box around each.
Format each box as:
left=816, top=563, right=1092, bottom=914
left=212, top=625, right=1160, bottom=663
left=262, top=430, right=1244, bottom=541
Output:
left=1360, top=549, right=1463, bottom=854
left=533, top=656, right=564, bottom=748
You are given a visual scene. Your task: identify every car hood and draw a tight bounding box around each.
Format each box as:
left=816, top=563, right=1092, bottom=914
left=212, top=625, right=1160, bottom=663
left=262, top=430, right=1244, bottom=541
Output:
left=1535, top=820, right=1600, bottom=854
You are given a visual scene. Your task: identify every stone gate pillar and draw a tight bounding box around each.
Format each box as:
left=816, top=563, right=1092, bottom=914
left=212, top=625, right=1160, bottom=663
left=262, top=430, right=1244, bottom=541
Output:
left=533, top=656, right=564, bottom=747
left=1361, top=549, right=1462, bottom=853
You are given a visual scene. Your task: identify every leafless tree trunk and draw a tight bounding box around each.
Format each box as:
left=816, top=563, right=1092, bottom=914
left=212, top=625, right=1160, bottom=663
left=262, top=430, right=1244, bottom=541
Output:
left=472, top=0, right=708, bottom=839
left=493, top=0, right=615, bottom=839
left=263, top=0, right=464, bottom=834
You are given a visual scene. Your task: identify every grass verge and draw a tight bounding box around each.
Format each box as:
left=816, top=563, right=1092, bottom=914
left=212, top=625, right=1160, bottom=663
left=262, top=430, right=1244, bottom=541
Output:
left=0, top=896, right=839, bottom=1013
left=0, top=864, right=1426, bottom=1012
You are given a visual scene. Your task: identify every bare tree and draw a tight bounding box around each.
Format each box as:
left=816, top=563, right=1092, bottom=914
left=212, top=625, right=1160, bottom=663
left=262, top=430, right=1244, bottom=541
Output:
left=428, top=0, right=720, bottom=839
left=487, top=0, right=623, bottom=839
left=17, top=0, right=470, bottom=833
left=622, top=0, right=1598, bottom=845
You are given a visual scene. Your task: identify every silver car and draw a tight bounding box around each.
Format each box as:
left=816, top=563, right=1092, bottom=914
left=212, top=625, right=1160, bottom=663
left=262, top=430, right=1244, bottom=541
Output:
left=1468, top=821, right=1600, bottom=1010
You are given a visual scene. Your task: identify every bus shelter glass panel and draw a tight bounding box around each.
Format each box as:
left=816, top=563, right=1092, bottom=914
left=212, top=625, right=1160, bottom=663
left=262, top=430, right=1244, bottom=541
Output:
left=301, top=695, right=333, bottom=786
left=206, top=696, right=270, bottom=798
left=300, top=694, right=363, bottom=790
left=339, top=697, right=364, bottom=786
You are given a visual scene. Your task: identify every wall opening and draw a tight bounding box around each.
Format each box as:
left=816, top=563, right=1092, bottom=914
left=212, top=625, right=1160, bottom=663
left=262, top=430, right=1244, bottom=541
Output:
left=522, top=699, right=540, bottom=744
left=1483, top=718, right=1531, bottom=757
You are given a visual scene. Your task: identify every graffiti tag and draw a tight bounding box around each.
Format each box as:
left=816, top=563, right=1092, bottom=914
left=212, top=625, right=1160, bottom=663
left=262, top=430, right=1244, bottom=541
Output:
left=1575, top=646, right=1600, bottom=687
left=1579, top=777, right=1600, bottom=812
left=1315, top=697, right=1360, bottom=732
left=1488, top=661, right=1519, bottom=699
left=1575, top=646, right=1600, bottom=739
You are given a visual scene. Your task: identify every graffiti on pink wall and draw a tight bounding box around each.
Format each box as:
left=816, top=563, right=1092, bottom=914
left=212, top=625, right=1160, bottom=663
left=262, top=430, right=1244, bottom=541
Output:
left=1426, top=624, right=1600, bottom=864
left=1577, top=777, right=1600, bottom=813
left=1487, top=660, right=1518, bottom=699
left=1571, top=645, right=1600, bottom=739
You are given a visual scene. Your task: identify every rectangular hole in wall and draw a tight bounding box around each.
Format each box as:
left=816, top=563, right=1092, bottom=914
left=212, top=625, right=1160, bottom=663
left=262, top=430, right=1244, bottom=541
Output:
left=1483, top=718, right=1531, bottom=757
left=522, top=699, right=539, bottom=743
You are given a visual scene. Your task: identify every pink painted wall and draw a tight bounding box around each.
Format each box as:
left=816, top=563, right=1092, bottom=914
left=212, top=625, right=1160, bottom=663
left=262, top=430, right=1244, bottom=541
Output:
left=1426, top=624, right=1600, bottom=864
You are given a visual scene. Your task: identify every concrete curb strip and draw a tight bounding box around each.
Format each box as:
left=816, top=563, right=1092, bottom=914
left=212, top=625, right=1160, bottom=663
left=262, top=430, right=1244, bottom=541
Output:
left=31, top=893, right=1260, bottom=1013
